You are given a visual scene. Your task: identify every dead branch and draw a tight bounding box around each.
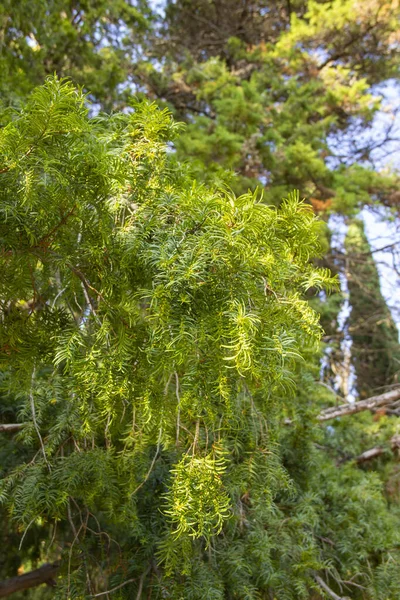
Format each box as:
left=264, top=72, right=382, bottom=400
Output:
left=313, top=574, right=350, bottom=600
left=318, top=388, right=400, bottom=422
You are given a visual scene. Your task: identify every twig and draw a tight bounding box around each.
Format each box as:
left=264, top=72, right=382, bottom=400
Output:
left=47, top=519, right=58, bottom=553
left=90, top=578, right=137, bottom=598
left=131, top=428, right=163, bottom=496
left=36, top=205, right=77, bottom=249
left=30, top=367, right=51, bottom=471
left=135, top=566, right=150, bottom=600
left=175, top=372, right=181, bottom=445
left=314, top=574, right=349, bottom=600
left=192, top=419, right=200, bottom=455
left=19, top=518, right=36, bottom=551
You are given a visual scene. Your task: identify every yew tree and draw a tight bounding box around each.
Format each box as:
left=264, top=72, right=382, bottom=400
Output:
left=1, top=0, right=400, bottom=599
left=0, top=75, right=399, bottom=600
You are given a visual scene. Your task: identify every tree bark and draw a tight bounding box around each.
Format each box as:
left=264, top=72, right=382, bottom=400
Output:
left=318, top=388, right=400, bottom=422
left=0, top=563, right=59, bottom=598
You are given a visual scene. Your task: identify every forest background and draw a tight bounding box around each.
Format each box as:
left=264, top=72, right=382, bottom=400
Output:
left=0, top=1, right=400, bottom=599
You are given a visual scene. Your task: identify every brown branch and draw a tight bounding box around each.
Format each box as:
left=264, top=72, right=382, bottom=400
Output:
left=318, top=388, right=400, bottom=422
left=0, top=423, right=25, bottom=433
left=66, top=262, right=129, bottom=328
left=0, top=563, right=59, bottom=598
left=332, top=242, right=399, bottom=257
left=317, top=22, right=375, bottom=71
left=0, top=129, right=48, bottom=176
left=66, top=264, right=102, bottom=315
left=355, top=435, right=400, bottom=464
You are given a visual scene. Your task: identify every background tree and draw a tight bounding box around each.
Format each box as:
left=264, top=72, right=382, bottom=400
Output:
left=0, top=0, right=150, bottom=110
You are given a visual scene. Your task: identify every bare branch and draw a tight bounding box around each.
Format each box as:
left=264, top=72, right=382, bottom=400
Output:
left=355, top=446, right=385, bottom=463
left=355, top=434, right=400, bottom=464
left=318, top=388, right=400, bottom=421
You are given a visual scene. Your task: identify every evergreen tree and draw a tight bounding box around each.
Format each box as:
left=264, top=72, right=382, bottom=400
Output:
left=1, top=75, right=400, bottom=600
left=137, top=0, right=400, bottom=207
left=0, top=0, right=151, bottom=110
left=1, top=1, right=400, bottom=598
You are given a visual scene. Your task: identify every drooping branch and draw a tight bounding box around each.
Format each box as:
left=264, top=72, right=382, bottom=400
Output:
left=318, top=388, right=400, bottom=422
left=0, top=563, right=59, bottom=598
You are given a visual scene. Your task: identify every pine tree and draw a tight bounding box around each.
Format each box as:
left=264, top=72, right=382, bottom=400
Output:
left=345, top=219, right=400, bottom=397
left=137, top=0, right=400, bottom=207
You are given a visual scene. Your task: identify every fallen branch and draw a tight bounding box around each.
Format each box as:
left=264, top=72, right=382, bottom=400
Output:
left=318, top=388, right=400, bottom=422
left=0, top=563, right=59, bottom=598
left=0, top=423, right=25, bottom=433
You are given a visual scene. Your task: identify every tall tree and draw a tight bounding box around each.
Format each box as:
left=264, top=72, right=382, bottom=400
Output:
left=345, top=219, right=400, bottom=397
left=136, top=0, right=400, bottom=206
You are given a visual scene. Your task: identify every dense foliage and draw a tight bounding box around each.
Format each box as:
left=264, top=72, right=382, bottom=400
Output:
left=0, top=1, right=399, bottom=599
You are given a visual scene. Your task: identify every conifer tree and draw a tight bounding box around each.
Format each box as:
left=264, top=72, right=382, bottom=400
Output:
left=1, top=1, right=400, bottom=598
left=138, top=0, right=400, bottom=207
left=1, top=76, right=400, bottom=600
left=0, top=0, right=151, bottom=109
